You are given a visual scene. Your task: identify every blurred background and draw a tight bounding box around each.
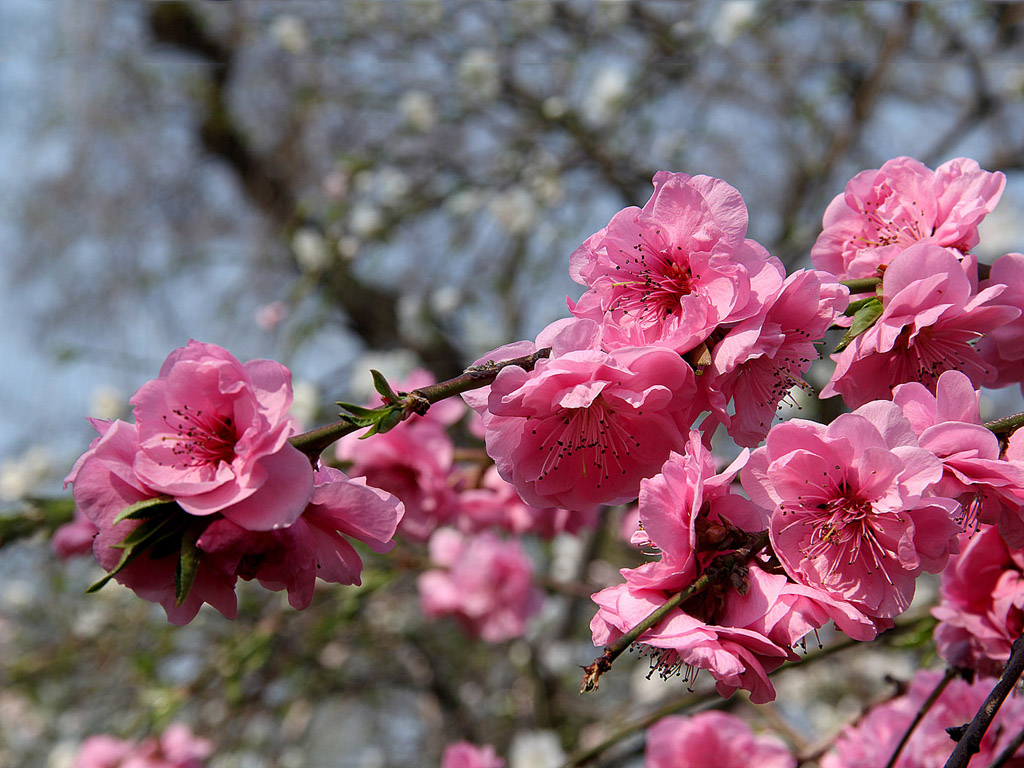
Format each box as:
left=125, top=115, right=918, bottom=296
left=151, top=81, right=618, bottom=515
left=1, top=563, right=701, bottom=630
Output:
left=4, top=1, right=1024, bottom=766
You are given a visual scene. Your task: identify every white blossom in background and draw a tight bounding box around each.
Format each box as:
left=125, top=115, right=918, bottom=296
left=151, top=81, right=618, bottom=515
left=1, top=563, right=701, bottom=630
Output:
left=337, top=234, right=360, bottom=260
left=509, top=731, right=565, bottom=768
left=349, top=203, right=384, bottom=238
left=269, top=14, right=310, bottom=56
left=429, top=285, right=461, bottom=318
left=595, top=0, right=631, bottom=28
left=489, top=186, right=536, bottom=234
left=711, top=0, right=759, bottom=45
left=0, top=445, right=52, bottom=502
left=399, top=90, right=439, bottom=132
left=445, top=189, right=484, bottom=217
left=510, top=0, right=554, bottom=28
left=375, top=167, right=411, bottom=206
left=458, top=49, right=501, bottom=102
left=582, top=65, right=630, bottom=126
left=541, top=96, right=567, bottom=120
left=290, top=380, right=320, bottom=431
left=292, top=227, right=332, bottom=273
left=89, top=384, right=125, bottom=420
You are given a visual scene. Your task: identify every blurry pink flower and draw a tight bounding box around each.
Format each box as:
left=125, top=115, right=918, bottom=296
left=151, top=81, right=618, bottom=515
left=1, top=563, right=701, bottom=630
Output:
left=131, top=340, right=313, bottom=531
left=197, top=466, right=403, bottom=610
left=451, top=466, right=597, bottom=538
left=978, top=252, right=1024, bottom=391
left=893, top=370, right=1024, bottom=544
left=745, top=401, right=961, bottom=619
left=51, top=506, right=99, bottom=560
left=254, top=300, right=288, bottom=331
left=932, top=525, right=1024, bottom=676
left=73, top=723, right=212, bottom=768
left=812, top=156, right=1005, bottom=280
left=442, top=742, right=506, bottom=768
left=822, top=669, right=1024, bottom=768
left=822, top=245, right=1019, bottom=407
left=645, top=710, right=795, bottom=768
left=701, top=269, right=848, bottom=447
left=419, top=529, right=542, bottom=642
left=336, top=369, right=462, bottom=541
left=468, top=340, right=696, bottom=511
left=569, top=171, right=784, bottom=354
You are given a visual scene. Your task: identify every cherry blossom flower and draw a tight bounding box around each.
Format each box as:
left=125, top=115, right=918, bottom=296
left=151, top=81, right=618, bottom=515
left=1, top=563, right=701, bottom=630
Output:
left=822, top=669, right=1024, bottom=768
left=822, top=245, right=1019, bottom=408
left=442, top=742, right=506, bottom=768
left=932, top=525, right=1024, bottom=676
left=196, top=467, right=403, bottom=610
left=701, top=269, right=848, bottom=447
left=978, top=251, right=1024, bottom=392
left=466, top=337, right=697, bottom=511
left=568, top=171, right=784, bottom=354
left=130, top=340, right=313, bottom=531
left=744, top=400, right=961, bottom=619
left=645, top=710, right=795, bottom=768
left=72, top=723, right=212, bottom=768
left=811, top=156, right=1005, bottom=280
left=892, top=370, right=1024, bottom=544
left=418, top=529, right=542, bottom=642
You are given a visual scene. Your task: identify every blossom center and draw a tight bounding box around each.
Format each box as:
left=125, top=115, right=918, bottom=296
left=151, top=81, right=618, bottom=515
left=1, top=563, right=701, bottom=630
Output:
left=611, top=231, right=695, bottom=320
left=161, top=403, right=237, bottom=468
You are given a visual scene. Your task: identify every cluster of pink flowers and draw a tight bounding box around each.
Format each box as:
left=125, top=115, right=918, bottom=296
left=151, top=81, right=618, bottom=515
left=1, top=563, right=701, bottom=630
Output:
left=63, top=341, right=404, bottom=624
left=72, top=723, right=211, bottom=768
left=822, top=669, right=1024, bottom=768
left=644, top=710, right=795, bottom=768
left=441, top=741, right=505, bottom=768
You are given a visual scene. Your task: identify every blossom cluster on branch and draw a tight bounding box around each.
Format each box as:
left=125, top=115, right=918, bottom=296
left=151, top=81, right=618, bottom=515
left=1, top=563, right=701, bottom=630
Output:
left=57, top=155, right=1024, bottom=763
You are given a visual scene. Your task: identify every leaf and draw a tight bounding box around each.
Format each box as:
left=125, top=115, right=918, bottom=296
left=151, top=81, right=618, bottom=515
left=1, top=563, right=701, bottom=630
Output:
left=88, top=514, right=188, bottom=593
left=370, top=369, right=399, bottom=404
left=360, top=406, right=402, bottom=438
left=334, top=401, right=380, bottom=426
left=113, top=496, right=176, bottom=524
left=175, top=519, right=206, bottom=606
left=834, top=298, right=883, bottom=353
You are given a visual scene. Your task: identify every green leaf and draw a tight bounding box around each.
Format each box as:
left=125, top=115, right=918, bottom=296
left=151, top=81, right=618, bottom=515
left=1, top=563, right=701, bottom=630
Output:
left=834, top=298, right=883, bottom=353
left=334, top=401, right=380, bottom=426
left=88, top=514, right=188, bottom=593
left=370, top=369, right=399, bottom=403
left=175, top=519, right=206, bottom=606
left=113, top=496, right=176, bottom=524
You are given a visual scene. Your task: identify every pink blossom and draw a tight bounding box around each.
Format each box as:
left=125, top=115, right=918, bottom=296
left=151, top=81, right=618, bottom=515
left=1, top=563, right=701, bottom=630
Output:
left=73, top=723, right=212, bottom=768
left=196, top=467, right=403, bottom=610
left=467, top=336, right=697, bottom=511
left=590, top=581, right=791, bottom=704
left=744, top=401, right=961, bottom=619
left=978, top=251, right=1024, bottom=391
left=822, top=245, right=1019, bottom=407
left=822, top=669, right=1024, bottom=768
left=336, top=370, right=460, bottom=541
left=892, top=370, right=1024, bottom=543
left=418, top=529, right=542, bottom=642
left=701, top=269, right=848, bottom=447
left=812, top=156, right=1005, bottom=280
left=645, top=710, right=795, bottom=768
left=451, top=466, right=597, bottom=538
left=569, top=171, right=784, bottom=354
left=130, top=341, right=313, bottom=531
left=441, top=742, right=506, bottom=768
left=51, top=506, right=99, bottom=559
left=932, top=525, right=1024, bottom=676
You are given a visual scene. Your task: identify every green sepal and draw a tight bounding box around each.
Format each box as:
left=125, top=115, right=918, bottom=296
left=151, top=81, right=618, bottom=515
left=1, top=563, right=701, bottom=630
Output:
left=370, top=369, right=399, bottom=404
left=113, top=496, right=176, bottom=525
left=361, top=407, right=403, bottom=438
left=87, top=513, right=187, bottom=594
left=834, top=298, right=883, bottom=353
left=175, top=519, right=206, bottom=606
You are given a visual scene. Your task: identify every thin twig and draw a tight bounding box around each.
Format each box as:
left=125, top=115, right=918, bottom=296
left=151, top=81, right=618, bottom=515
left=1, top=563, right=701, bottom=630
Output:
left=885, top=667, right=956, bottom=768
left=943, top=633, right=1024, bottom=768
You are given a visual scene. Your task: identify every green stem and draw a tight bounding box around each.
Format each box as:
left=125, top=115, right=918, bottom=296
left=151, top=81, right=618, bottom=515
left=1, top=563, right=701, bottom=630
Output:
left=579, top=530, right=770, bottom=693
left=288, top=347, right=552, bottom=461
